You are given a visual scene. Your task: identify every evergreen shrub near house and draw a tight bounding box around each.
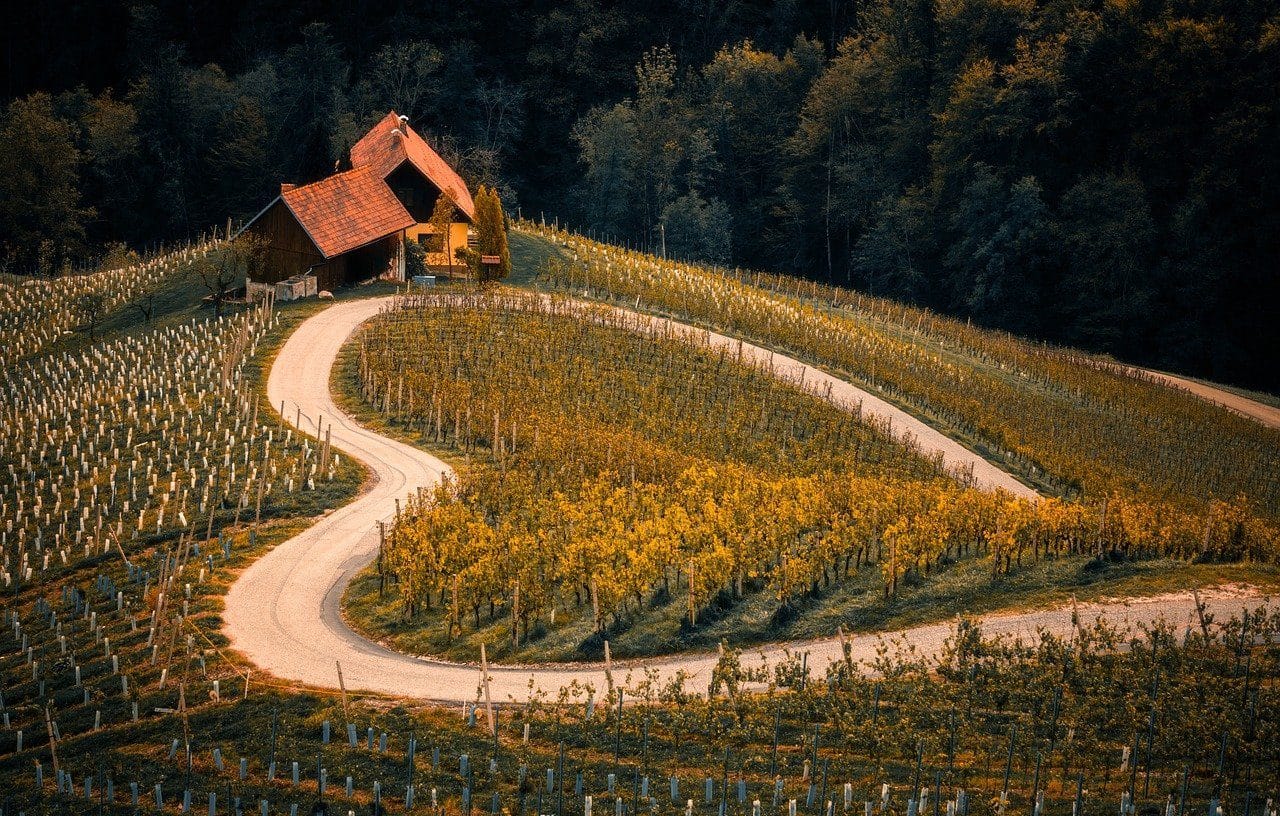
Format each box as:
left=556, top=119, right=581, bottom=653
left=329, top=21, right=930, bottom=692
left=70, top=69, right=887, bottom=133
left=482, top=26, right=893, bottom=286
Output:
left=404, top=236, right=428, bottom=280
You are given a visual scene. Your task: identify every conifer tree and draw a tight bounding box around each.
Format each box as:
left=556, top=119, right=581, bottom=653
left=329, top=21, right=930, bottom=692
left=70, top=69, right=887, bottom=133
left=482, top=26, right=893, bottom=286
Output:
left=474, top=185, right=510, bottom=281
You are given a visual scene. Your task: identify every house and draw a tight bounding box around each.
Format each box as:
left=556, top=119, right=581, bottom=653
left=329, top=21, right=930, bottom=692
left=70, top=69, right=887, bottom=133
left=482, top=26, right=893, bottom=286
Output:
left=239, top=112, right=475, bottom=295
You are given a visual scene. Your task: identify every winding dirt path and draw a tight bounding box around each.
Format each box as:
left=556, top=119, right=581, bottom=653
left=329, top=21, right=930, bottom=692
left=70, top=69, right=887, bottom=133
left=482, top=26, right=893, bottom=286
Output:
left=223, top=296, right=1271, bottom=703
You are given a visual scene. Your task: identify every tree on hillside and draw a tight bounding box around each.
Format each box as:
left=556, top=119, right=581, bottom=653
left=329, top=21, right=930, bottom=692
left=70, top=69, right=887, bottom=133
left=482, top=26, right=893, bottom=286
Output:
left=1055, top=174, right=1157, bottom=352
left=697, top=39, right=823, bottom=267
left=82, top=91, right=142, bottom=242
left=275, top=23, right=351, bottom=183
left=473, top=186, right=511, bottom=282
left=404, top=237, right=428, bottom=281
left=0, top=94, right=93, bottom=274
left=572, top=103, right=640, bottom=238
left=427, top=193, right=458, bottom=275
left=357, top=40, right=443, bottom=126
left=945, top=165, right=1054, bottom=332
left=197, top=234, right=265, bottom=317
left=660, top=192, right=732, bottom=265
left=476, top=79, right=527, bottom=173
left=197, top=248, right=238, bottom=319
left=76, top=291, right=108, bottom=342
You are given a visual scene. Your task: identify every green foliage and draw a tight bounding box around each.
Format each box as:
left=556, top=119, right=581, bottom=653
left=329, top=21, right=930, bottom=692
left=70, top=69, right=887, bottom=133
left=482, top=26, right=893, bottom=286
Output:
left=82, top=91, right=142, bottom=240
left=0, top=93, right=92, bottom=273
left=193, top=234, right=265, bottom=316
left=572, top=103, right=640, bottom=237
left=661, top=192, right=732, bottom=265
left=356, top=39, right=444, bottom=126
left=945, top=167, right=1052, bottom=332
left=404, top=236, right=428, bottom=279
left=565, top=0, right=1280, bottom=389
left=1053, top=174, right=1158, bottom=352
left=474, top=184, right=511, bottom=280
left=98, top=241, right=141, bottom=272
left=4, top=0, right=1278, bottom=387
left=428, top=193, right=456, bottom=264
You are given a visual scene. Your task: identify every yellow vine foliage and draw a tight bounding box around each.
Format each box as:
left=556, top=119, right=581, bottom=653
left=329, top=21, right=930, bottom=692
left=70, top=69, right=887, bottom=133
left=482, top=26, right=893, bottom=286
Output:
left=360, top=291, right=1278, bottom=641
left=527, top=223, right=1280, bottom=519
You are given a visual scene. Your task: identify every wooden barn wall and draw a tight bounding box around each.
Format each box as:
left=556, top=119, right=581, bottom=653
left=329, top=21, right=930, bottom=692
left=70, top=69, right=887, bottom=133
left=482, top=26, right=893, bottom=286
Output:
left=245, top=200, right=325, bottom=285
left=316, top=256, right=345, bottom=293
left=337, top=237, right=398, bottom=287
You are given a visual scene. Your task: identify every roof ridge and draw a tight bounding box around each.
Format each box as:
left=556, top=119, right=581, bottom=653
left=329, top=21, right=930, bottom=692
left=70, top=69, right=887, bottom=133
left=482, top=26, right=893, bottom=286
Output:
left=282, top=164, right=374, bottom=194
left=349, top=110, right=475, bottom=221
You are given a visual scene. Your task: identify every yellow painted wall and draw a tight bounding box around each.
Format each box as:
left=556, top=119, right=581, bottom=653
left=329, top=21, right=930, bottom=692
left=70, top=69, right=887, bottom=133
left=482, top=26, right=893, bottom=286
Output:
left=405, top=222, right=473, bottom=275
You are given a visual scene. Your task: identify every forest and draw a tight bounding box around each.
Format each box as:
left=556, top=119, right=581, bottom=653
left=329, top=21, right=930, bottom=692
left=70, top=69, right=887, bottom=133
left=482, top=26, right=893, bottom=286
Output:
left=2, top=0, right=1278, bottom=389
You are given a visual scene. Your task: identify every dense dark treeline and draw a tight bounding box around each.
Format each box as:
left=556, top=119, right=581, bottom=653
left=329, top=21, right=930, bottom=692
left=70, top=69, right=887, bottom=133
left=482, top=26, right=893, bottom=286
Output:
left=2, top=0, right=1278, bottom=389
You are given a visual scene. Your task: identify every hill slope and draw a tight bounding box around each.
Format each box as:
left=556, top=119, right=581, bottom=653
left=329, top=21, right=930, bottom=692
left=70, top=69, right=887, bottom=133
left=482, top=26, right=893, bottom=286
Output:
left=520, top=226, right=1280, bottom=522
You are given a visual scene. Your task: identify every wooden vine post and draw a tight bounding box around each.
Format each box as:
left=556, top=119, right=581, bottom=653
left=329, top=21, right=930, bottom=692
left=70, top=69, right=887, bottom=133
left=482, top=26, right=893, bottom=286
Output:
left=378, top=522, right=386, bottom=599
left=687, top=559, right=696, bottom=626
left=336, top=661, right=349, bottom=723
left=43, top=704, right=60, bottom=779
left=511, top=580, right=521, bottom=648
left=480, top=643, right=495, bottom=737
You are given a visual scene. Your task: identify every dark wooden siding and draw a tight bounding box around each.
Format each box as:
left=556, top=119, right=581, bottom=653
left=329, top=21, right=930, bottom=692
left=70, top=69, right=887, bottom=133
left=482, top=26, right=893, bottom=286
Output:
left=244, top=200, right=400, bottom=292
left=386, top=163, right=442, bottom=223
left=317, top=237, right=396, bottom=291
left=315, top=257, right=344, bottom=293
left=245, top=200, right=325, bottom=286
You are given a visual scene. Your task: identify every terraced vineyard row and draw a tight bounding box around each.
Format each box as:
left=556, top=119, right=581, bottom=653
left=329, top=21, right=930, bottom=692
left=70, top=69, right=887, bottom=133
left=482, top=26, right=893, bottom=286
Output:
left=3, top=598, right=1277, bottom=816
left=0, top=241, right=218, bottom=366
left=0, top=303, right=355, bottom=596
left=524, top=226, right=1280, bottom=519
left=353, top=293, right=1276, bottom=663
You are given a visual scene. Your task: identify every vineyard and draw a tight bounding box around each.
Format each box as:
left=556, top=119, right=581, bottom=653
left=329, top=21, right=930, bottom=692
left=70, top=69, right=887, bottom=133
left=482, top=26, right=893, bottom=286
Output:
left=0, top=243, right=216, bottom=366
left=0, top=285, right=360, bottom=597
left=518, top=226, right=1280, bottom=519
left=3, top=583, right=1278, bottom=816
left=0, top=241, right=1276, bottom=813
left=344, top=293, right=1277, bottom=663
left=0, top=246, right=367, bottom=809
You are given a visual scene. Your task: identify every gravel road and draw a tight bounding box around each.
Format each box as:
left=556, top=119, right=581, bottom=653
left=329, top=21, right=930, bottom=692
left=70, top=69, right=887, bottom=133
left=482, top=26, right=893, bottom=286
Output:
left=222, top=295, right=1272, bottom=703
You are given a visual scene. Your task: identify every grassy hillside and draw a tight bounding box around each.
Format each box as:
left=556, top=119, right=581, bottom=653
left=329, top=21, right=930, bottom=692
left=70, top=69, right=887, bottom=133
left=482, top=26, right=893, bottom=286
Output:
left=338, top=284, right=1277, bottom=663
left=516, top=226, right=1280, bottom=519
left=0, top=246, right=1277, bottom=814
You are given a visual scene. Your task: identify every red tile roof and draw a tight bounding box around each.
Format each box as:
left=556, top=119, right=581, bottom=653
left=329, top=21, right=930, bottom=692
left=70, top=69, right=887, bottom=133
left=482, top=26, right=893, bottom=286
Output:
left=350, top=111, right=476, bottom=221
left=280, top=166, right=416, bottom=258
left=239, top=112, right=474, bottom=261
